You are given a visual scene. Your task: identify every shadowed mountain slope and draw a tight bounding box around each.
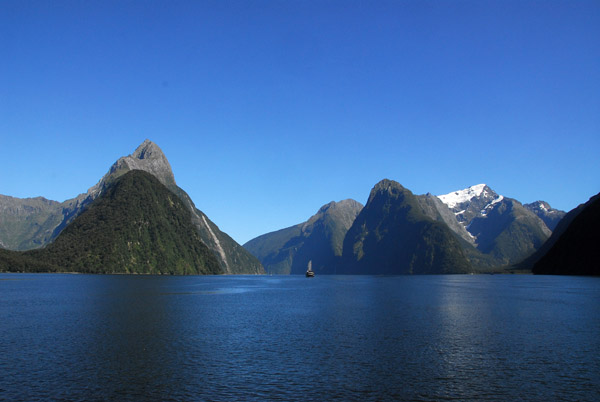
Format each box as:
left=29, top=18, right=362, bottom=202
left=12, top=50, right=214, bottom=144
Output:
left=525, top=192, right=600, bottom=275
left=340, top=180, right=472, bottom=274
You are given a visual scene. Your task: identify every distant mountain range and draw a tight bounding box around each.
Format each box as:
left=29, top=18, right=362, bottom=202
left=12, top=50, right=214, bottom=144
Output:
left=1, top=140, right=595, bottom=276
left=246, top=181, right=571, bottom=274
left=0, top=140, right=263, bottom=275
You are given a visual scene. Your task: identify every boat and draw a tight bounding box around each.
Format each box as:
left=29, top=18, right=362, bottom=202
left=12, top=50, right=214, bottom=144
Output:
left=306, top=260, right=315, bottom=278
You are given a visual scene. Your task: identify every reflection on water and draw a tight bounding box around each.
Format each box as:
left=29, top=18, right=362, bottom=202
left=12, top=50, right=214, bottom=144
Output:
left=1, top=274, right=599, bottom=401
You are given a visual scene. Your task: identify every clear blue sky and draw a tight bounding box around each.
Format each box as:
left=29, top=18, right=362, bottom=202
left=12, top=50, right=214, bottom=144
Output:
left=2, top=0, right=599, bottom=244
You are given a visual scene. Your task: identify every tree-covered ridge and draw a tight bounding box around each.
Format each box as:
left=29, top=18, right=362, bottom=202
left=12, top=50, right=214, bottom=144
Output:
left=0, top=170, right=221, bottom=275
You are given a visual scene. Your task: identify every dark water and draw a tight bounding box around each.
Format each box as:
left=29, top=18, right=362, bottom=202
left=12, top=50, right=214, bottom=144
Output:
left=1, top=274, right=599, bottom=401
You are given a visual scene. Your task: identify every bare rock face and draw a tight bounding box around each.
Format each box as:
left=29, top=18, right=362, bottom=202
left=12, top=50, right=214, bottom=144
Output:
left=114, top=140, right=176, bottom=187
left=88, top=139, right=176, bottom=198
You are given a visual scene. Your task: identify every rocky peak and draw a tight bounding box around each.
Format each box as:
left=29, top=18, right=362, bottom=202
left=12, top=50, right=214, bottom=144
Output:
left=117, top=139, right=176, bottom=187
left=132, top=139, right=159, bottom=159
left=86, top=140, right=176, bottom=199
left=437, top=184, right=502, bottom=226
left=524, top=200, right=566, bottom=231
left=437, top=184, right=498, bottom=209
left=368, top=179, right=406, bottom=203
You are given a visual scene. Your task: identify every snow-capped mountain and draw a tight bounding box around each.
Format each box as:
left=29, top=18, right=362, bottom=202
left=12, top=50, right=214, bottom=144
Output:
left=436, top=184, right=553, bottom=266
left=437, top=184, right=503, bottom=226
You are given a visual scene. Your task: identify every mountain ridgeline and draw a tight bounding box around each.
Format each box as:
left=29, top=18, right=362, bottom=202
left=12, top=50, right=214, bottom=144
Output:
left=524, top=201, right=566, bottom=231
left=245, top=180, right=576, bottom=275
left=2, top=140, right=592, bottom=275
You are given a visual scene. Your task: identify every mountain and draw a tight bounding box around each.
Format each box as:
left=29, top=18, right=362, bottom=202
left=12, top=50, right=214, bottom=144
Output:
left=0, top=171, right=221, bottom=274
left=0, top=140, right=176, bottom=251
left=0, top=140, right=263, bottom=274
left=244, top=199, right=363, bottom=274
left=0, top=195, right=63, bottom=250
left=416, top=193, right=476, bottom=245
left=437, top=184, right=551, bottom=267
left=524, top=201, right=566, bottom=231
left=0, top=192, right=93, bottom=251
left=467, top=197, right=551, bottom=266
left=437, top=184, right=502, bottom=227
left=100, top=140, right=262, bottom=274
left=339, top=180, right=472, bottom=274
left=520, top=193, right=600, bottom=275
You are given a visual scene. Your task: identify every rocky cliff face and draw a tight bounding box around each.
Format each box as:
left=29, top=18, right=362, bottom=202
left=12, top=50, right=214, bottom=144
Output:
left=88, top=139, right=177, bottom=197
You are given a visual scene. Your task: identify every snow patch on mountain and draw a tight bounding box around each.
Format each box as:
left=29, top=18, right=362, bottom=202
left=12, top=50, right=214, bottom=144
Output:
left=437, top=184, right=488, bottom=209
left=481, top=195, right=504, bottom=216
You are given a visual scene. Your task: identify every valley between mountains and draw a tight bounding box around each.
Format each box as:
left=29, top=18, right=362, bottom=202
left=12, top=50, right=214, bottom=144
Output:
left=1, top=140, right=598, bottom=275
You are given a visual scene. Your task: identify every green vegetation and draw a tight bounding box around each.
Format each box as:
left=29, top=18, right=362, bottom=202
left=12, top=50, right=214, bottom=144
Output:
left=0, top=171, right=221, bottom=275
left=0, top=196, right=64, bottom=250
